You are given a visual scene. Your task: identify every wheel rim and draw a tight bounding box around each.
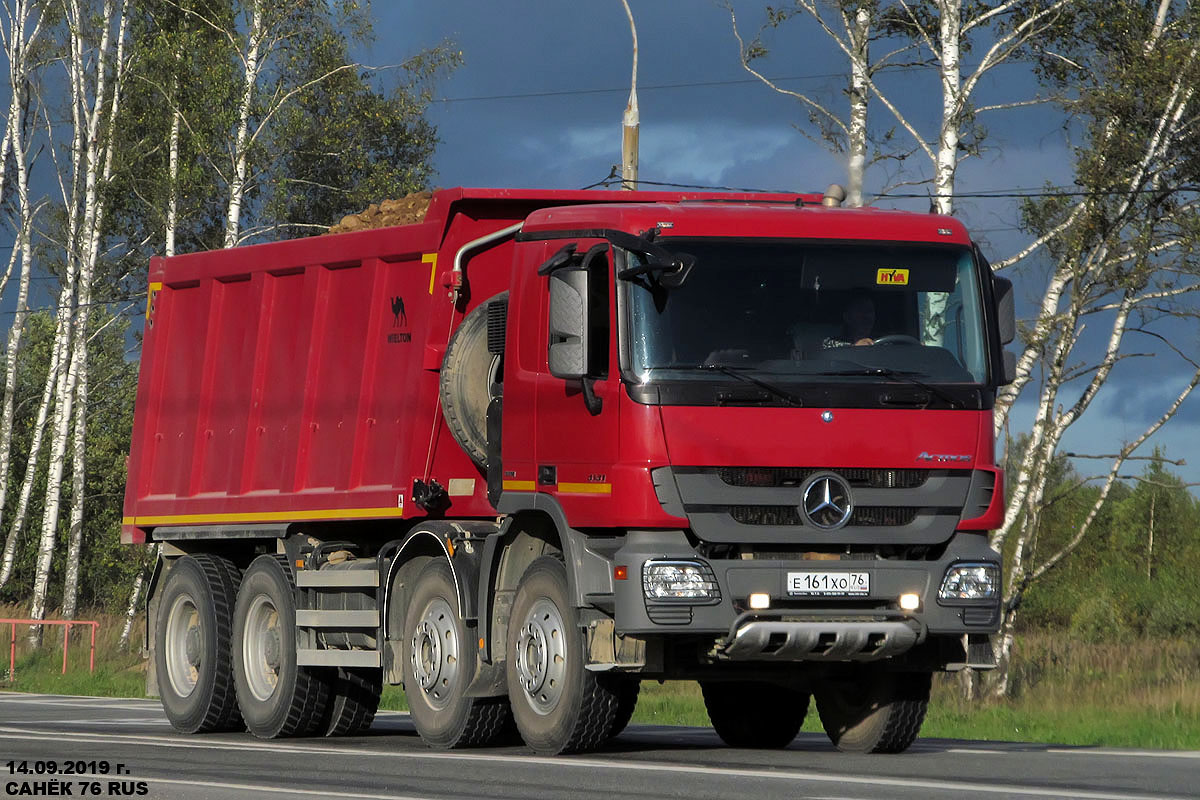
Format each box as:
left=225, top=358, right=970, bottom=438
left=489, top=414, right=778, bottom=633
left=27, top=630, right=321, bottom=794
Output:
left=409, top=596, right=460, bottom=710
left=514, top=597, right=567, bottom=715
left=164, top=593, right=202, bottom=698
left=242, top=594, right=283, bottom=702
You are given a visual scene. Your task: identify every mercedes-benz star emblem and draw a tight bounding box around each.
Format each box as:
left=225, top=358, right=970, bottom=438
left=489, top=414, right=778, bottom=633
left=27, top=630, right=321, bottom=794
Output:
left=801, top=474, right=853, bottom=529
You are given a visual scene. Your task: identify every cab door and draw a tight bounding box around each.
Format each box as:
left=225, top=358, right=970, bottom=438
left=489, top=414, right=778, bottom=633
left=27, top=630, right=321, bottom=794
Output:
left=533, top=240, right=620, bottom=525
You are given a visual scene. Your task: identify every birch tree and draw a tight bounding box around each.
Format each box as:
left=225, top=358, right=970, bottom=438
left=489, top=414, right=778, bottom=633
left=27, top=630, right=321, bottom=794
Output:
left=987, top=0, right=1200, bottom=695
left=29, top=0, right=129, bottom=642
left=729, top=0, right=904, bottom=207
left=0, top=0, right=46, bottom=589
left=731, top=1, right=1072, bottom=211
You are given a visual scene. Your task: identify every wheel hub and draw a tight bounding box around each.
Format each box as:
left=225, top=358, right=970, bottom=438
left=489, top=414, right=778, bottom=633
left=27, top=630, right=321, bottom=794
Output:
left=513, top=598, right=567, bottom=715
left=516, top=623, right=548, bottom=693
left=412, top=621, right=442, bottom=690
left=409, top=597, right=459, bottom=710
left=165, top=594, right=202, bottom=699
left=242, top=594, right=282, bottom=702
left=184, top=625, right=201, bottom=667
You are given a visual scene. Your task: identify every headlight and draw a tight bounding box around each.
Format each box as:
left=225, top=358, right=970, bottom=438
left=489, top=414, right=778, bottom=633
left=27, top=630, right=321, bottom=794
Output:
left=642, top=560, right=720, bottom=603
left=938, top=563, right=1000, bottom=602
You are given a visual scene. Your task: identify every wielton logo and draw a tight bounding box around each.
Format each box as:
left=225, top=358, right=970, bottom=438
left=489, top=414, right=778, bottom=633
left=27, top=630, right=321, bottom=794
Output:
left=388, top=295, right=411, bottom=344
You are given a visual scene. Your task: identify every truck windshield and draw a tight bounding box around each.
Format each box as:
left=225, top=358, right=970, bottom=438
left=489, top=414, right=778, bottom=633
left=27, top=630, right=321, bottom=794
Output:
left=623, top=239, right=988, bottom=385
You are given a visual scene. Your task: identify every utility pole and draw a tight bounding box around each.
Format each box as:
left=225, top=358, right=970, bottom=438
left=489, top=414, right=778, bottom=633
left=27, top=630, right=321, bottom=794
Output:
left=620, top=0, right=638, bottom=190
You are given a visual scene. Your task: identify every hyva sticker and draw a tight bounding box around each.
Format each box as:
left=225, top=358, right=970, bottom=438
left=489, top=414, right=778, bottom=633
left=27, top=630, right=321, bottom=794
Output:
left=876, top=268, right=909, bottom=285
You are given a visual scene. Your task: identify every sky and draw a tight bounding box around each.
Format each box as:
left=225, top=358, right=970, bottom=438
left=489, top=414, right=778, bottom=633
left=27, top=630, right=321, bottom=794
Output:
left=366, top=1, right=1200, bottom=493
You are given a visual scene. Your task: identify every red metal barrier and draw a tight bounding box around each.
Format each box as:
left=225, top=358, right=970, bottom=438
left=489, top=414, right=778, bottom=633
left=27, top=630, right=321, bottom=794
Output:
left=2, top=618, right=98, bottom=681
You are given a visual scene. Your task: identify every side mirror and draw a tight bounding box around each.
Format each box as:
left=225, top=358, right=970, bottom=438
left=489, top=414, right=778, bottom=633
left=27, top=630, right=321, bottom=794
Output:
left=1002, top=349, right=1016, bottom=386
left=994, top=276, right=1015, bottom=346
left=548, top=268, right=589, bottom=379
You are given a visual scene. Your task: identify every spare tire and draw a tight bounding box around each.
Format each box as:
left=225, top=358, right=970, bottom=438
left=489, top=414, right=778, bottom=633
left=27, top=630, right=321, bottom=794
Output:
left=440, top=293, right=505, bottom=466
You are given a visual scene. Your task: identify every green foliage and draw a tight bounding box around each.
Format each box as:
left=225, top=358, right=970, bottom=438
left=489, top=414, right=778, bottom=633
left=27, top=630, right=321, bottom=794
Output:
left=0, top=311, right=141, bottom=611
left=1015, top=446, right=1200, bottom=641
left=260, top=20, right=460, bottom=232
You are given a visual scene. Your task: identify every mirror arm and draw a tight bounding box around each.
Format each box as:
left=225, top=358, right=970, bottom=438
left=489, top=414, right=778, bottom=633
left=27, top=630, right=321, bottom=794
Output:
left=581, top=378, right=603, bottom=416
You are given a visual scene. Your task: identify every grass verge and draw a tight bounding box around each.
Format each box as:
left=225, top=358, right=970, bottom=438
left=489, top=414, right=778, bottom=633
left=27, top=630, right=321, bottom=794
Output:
left=3, top=609, right=1196, bottom=750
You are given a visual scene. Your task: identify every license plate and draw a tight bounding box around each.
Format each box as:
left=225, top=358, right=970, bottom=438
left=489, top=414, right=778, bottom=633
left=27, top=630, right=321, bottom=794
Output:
left=787, top=571, right=870, bottom=596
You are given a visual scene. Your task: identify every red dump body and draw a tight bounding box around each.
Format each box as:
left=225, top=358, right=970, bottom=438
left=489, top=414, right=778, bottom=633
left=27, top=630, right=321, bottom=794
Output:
left=121, top=187, right=819, bottom=543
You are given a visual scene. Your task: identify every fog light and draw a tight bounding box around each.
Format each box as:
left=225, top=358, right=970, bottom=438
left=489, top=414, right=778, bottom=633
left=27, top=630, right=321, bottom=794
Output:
left=899, top=593, right=920, bottom=611
left=642, top=560, right=719, bottom=602
left=749, top=592, right=770, bottom=610
left=939, top=563, right=1000, bottom=601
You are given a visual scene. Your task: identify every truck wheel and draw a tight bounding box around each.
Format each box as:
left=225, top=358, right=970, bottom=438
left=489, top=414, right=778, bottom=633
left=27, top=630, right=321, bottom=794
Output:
left=155, top=554, right=243, bottom=733
left=609, top=680, right=640, bottom=740
left=440, top=292, right=506, bottom=466
left=506, top=556, right=620, bottom=755
left=323, top=667, right=382, bottom=736
left=403, top=560, right=512, bottom=747
left=700, top=681, right=807, bottom=748
left=233, top=555, right=329, bottom=738
left=814, top=670, right=931, bottom=754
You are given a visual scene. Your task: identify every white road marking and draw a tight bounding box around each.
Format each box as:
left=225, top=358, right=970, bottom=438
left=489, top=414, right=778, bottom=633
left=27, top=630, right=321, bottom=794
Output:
left=1047, top=748, right=1200, bottom=760
left=0, top=727, right=1184, bottom=800
left=949, top=746, right=1200, bottom=760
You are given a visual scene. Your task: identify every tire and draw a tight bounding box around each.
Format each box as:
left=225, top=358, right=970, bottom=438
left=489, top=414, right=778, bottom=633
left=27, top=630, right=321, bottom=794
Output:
left=233, top=555, right=329, bottom=738
left=506, top=556, right=619, bottom=755
left=814, top=669, right=931, bottom=754
left=440, top=292, right=506, bottom=466
left=609, top=680, right=640, bottom=740
left=322, top=667, right=382, bottom=736
left=154, top=554, right=243, bottom=734
left=403, top=560, right=512, bottom=748
left=700, top=681, right=807, bottom=748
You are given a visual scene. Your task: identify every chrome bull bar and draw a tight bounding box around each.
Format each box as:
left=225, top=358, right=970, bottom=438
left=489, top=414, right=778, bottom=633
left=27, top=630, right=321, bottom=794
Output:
left=720, top=618, right=920, bottom=662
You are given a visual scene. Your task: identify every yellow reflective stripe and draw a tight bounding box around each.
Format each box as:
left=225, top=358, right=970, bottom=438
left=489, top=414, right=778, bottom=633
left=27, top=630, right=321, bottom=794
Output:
left=501, top=480, right=536, bottom=491
left=122, top=506, right=405, bottom=527
left=557, top=482, right=612, bottom=494
left=424, top=253, right=438, bottom=294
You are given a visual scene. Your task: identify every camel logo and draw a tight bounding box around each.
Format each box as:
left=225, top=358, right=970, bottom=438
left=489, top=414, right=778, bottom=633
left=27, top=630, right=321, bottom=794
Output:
left=387, top=295, right=411, bottom=344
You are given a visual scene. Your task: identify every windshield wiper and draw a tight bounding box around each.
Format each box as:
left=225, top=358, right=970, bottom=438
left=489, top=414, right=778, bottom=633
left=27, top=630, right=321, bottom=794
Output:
left=683, top=364, right=805, bottom=408
left=812, top=366, right=963, bottom=409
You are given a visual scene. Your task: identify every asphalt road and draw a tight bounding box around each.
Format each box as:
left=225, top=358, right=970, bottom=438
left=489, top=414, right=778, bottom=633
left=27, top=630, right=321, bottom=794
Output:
left=0, top=692, right=1196, bottom=800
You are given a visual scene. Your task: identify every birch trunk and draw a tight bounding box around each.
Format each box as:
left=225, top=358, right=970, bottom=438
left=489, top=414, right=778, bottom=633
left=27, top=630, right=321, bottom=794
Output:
left=62, top=0, right=129, bottom=621
left=933, top=0, right=961, bottom=216
left=223, top=0, right=264, bottom=248
left=0, top=316, right=68, bottom=588
left=0, top=0, right=45, bottom=591
left=118, top=568, right=144, bottom=650
left=845, top=5, right=869, bottom=208
left=166, top=87, right=180, bottom=257
left=29, top=0, right=122, bottom=644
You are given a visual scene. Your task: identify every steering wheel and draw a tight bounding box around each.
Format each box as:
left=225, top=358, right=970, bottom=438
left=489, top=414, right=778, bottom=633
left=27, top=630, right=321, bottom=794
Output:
left=873, top=334, right=921, bottom=346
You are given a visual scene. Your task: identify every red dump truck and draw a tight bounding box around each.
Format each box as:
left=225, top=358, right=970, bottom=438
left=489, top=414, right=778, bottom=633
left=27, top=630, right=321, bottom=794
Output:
left=123, top=187, right=1013, bottom=754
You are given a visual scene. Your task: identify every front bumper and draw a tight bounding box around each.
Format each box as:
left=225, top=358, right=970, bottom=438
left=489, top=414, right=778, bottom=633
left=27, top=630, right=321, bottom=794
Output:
left=611, top=530, right=1001, bottom=645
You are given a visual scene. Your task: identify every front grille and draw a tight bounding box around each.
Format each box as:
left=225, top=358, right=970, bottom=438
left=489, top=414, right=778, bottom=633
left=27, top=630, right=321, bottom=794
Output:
left=728, top=505, right=917, bottom=527
left=962, top=606, right=999, bottom=626
left=730, top=506, right=803, bottom=525
left=646, top=605, right=693, bottom=625
left=851, top=507, right=919, bottom=527
left=717, top=467, right=929, bottom=489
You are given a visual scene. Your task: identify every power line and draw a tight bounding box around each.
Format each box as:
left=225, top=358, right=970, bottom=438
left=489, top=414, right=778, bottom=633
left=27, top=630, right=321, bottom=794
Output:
left=433, top=61, right=1027, bottom=104
left=583, top=173, right=1200, bottom=200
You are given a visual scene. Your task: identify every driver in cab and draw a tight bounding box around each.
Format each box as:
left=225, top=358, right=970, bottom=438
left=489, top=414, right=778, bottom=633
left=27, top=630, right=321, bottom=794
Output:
left=822, top=292, right=876, bottom=348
